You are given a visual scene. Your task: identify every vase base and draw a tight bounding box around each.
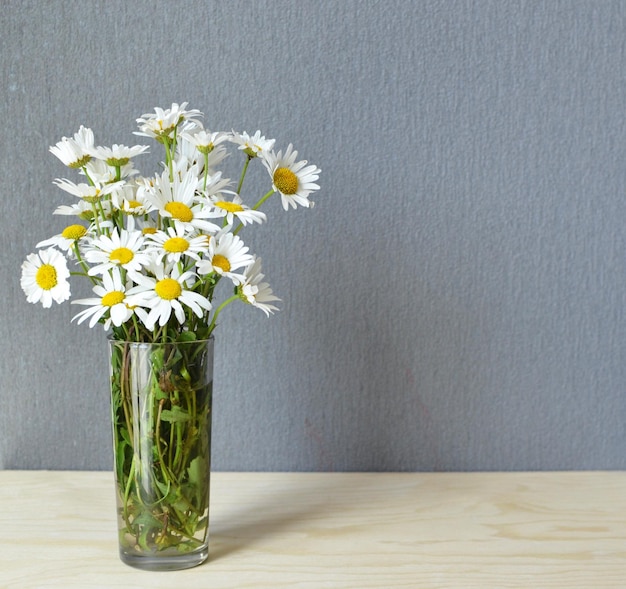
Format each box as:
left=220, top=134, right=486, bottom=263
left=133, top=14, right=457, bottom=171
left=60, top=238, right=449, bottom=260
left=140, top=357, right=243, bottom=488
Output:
left=119, top=547, right=208, bottom=571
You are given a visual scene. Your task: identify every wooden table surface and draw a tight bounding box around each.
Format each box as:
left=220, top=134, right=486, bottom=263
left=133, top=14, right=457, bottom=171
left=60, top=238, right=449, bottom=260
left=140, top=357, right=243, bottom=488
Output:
left=0, top=470, right=625, bottom=588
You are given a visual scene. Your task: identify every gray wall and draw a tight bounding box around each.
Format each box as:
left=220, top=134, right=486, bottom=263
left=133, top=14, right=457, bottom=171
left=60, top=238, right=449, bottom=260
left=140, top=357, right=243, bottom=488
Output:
left=2, top=0, right=625, bottom=471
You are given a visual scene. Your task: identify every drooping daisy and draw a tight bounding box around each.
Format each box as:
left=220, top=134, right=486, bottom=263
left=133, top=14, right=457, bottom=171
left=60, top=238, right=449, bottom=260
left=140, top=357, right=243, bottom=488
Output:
left=49, top=126, right=95, bottom=168
left=54, top=178, right=124, bottom=203
left=20, top=248, right=71, bottom=308
left=230, top=130, right=275, bottom=158
left=71, top=268, right=134, bottom=329
left=135, top=102, right=203, bottom=141
left=53, top=199, right=113, bottom=221
left=89, top=143, right=149, bottom=167
left=261, top=144, right=321, bottom=210
left=196, top=231, right=254, bottom=284
left=236, top=257, right=280, bottom=316
left=178, top=132, right=231, bottom=177
left=145, top=168, right=221, bottom=233
left=181, top=129, right=231, bottom=155
left=208, top=194, right=266, bottom=226
left=126, top=263, right=212, bottom=330
left=82, top=158, right=139, bottom=184
left=36, top=224, right=89, bottom=253
left=84, top=226, right=150, bottom=276
left=145, top=222, right=209, bottom=265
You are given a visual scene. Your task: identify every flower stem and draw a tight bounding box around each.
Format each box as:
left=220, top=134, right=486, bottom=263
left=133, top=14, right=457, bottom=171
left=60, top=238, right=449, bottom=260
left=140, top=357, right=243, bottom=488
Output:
left=82, top=166, right=95, bottom=186
left=207, top=294, right=239, bottom=334
left=73, top=243, right=98, bottom=285
left=233, top=189, right=275, bottom=236
left=253, top=189, right=276, bottom=211
left=163, top=139, right=174, bottom=181
left=237, top=156, right=252, bottom=195
left=203, top=153, right=209, bottom=192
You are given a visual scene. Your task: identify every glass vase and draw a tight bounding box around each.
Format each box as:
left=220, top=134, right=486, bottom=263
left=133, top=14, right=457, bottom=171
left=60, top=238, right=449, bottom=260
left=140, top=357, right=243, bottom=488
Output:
left=108, top=337, right=214, bottom=571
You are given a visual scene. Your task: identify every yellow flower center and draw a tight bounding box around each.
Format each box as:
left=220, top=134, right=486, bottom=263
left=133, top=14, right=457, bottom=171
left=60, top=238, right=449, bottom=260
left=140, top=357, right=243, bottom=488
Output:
left=163, top=237, right=189, bottom=253
left=101, top=291, right=125, bottom=307
left=61, top=224, right=87, bottom=240
left=273, top=167, right=298, bottom=195
left=155, top=278, right=182, bottom=300
left=212, top=254, right=231, bottom=273
left=109, top=247, right=134, bottom=265
left=142, top=227, right=157, bottom=235
left=126, top=200, right=143, bottom=209
left=35, top=264, right=58, bottom=290
left=165, top=202, right=194, bottom=222
left=216, top=201, right=245, bottom=213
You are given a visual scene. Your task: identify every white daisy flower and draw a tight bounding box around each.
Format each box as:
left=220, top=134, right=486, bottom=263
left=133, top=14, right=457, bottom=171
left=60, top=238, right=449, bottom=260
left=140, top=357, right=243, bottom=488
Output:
left=145, top=169, right=221, bottom=234
left=82, top=158, right=139, bottom=183
left=181, top=129, right=231, bottom=155
left=145, top=222, right=209, bottom=265
left=209, top=194, right=266, bottom=226
left=49, top=126, right=94, bottom=168
left=111, top=183, right=153, bottom=216
left=261, top=144, right=321, bottom=210
left=237, top=257, right=280, bottom=316
left=135, top=102, right=203, bottom=141
left=20, top=248, right=71, bottom=308
left=196, top=231, right=253, bottom=284
left=54, top=178, right=124, bottom=203
left=36, top=224, right=89, bottom=252
left=230, top=130, right=275, bottom=158
left=89, top=143, right=149, bottom=167
left=177, top=136, right=231, bottom=178
left=53, top=199, right=113, bottom=221
left=71, top=268, right=134, bottom=329
left=84, top=226, right=150, bottom=276
left=126, top=263, right=212, bottom=330
left=133, top=216, right=159, bottom=238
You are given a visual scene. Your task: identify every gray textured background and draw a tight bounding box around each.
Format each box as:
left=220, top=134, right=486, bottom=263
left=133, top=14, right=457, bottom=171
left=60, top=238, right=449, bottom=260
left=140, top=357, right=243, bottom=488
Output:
left=2, top=0, right=625, bottom=471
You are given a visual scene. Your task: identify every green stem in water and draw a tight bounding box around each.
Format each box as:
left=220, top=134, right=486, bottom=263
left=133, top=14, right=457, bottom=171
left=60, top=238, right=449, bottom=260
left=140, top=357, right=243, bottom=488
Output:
left=123, top=455, right=137, bottom=528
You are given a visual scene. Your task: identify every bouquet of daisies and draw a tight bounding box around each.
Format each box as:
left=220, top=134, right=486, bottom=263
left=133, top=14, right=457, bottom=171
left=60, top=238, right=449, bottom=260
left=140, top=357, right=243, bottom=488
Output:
left=20, top=102, right=321, bottom=342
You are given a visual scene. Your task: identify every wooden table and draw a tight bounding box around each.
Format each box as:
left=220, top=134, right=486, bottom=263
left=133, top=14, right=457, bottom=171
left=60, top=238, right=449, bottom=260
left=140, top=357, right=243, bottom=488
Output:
left=0, top=471, right=624, bottom=588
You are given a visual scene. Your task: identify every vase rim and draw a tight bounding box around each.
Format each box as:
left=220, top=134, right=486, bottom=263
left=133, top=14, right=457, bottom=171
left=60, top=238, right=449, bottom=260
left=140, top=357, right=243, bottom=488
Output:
left=108, top=336, right=214, bottom=346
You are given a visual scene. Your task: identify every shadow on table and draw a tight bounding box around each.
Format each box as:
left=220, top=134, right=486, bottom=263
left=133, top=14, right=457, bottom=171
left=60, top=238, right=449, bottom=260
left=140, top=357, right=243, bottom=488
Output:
left=207, top=474, right=384, bottom=561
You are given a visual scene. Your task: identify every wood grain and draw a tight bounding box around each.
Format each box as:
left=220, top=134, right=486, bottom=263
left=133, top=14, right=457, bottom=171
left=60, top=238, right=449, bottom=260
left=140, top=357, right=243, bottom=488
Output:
left=1, top=471, right=625, bottom=588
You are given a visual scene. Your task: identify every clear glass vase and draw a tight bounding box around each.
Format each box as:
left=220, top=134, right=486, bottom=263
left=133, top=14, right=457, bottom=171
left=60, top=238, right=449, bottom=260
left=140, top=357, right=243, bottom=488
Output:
left=108, top=337, right=214, bottom=571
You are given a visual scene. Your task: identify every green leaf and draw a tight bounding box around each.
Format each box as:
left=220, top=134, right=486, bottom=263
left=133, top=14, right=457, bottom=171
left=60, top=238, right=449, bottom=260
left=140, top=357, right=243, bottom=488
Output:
left=187, top=456, right=206, bottom=488
left=160, top=406, right=191, bottom=423
left=133, top=509, right=162, bottom=530
left=177, top=331, right=197, bottom=343
left=187, top=455, right=209, bottom=508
